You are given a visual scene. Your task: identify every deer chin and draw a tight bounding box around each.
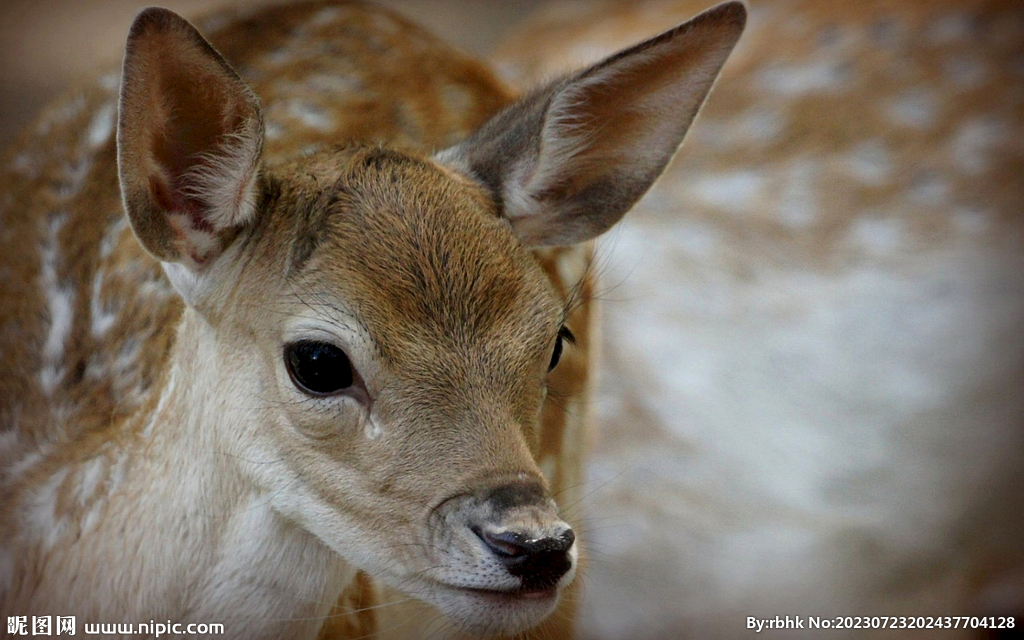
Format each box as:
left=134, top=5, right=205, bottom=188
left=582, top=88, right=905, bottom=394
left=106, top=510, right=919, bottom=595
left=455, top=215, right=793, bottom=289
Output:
left=403, top=577, right=567, bottom=636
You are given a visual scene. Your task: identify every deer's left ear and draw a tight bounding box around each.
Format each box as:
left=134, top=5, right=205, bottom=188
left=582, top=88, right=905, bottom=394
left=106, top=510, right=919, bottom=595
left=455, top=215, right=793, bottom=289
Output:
left=437, top=1, right=746, bottom=247
left=117, top=7, right=264, bottom=273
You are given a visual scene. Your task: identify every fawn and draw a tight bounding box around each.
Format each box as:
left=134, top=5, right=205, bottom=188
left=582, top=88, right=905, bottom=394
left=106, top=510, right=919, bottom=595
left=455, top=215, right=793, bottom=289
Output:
left=0, top=1, right=745, bottom=638
left=495, top=0, right=1024, bottom=637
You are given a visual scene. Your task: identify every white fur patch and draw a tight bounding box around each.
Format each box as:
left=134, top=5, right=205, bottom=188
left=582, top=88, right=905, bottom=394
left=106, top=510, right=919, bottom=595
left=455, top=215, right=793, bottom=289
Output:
left=840, top=140, right=893, bottom=186
left=943, top=54, right=988, bottom=88
left=950, top=205, right=989, bottom=235
left=287, top=100, right=335, bottom=131
left=758, top=60, right=848, bottom=95
left=848, top=216, right=903, bottom=255
left=167, top=213, right=221, bottom=267
left=89, top=217, right=127, bottom=339
left=950, top=117, right=1006, bottom=174
left=885, top=88, right=940, bottom=129
left=38, top=214, right=74, bottom=394
left=908, top=172, right=951, bottom=206
left=11, top=152, right=39, bottom=178
left=87, top=103, right=116, bottom=150
left=97, top=72, right=120, bottom=93
left=928, top=13, right=972, bottom=44
left=74, top=455, right=108, bottom=506
left=29, top=467, right=70, bottom=549
left=777, top=158, right=819, bottom=227
left=161, top=262, right=204, bottom=306
left=307, top=6, right=343, bottom=28
left=689, top=170, right=768, bottom=213
left=89, top=269, right=117, bottom=338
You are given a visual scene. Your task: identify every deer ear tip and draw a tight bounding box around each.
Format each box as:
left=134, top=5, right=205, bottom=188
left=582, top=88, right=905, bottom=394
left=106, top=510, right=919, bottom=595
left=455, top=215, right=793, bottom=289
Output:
left=714, top=0, right=748, bottom=19
left=711, top=1, right=748, bottom=31
left=129, top=7, right=176, bottom=34
left=127, top=7, right=198, bottom=49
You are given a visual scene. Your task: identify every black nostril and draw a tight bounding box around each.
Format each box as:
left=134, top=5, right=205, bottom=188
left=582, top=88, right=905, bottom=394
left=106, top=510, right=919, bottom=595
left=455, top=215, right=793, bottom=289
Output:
left=473, top=526, right=575, bottom=590
left=474, top=527, right=575, bottom=557
left=477, top=528, right=530, bottom=558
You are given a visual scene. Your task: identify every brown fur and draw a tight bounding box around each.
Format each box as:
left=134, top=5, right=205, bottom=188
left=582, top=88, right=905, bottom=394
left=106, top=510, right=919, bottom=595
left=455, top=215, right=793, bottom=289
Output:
left=0, top=1, right=744, bottom=638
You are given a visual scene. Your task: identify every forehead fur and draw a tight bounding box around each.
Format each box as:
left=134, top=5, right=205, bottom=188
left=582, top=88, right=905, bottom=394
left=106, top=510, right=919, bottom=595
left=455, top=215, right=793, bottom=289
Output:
left=276, top=146, right=561, bottom=357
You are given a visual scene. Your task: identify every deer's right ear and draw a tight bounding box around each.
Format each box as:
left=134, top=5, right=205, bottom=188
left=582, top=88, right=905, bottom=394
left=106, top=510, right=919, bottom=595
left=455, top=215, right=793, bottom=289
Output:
left=117, top=7, right=264, bottom=275
left=437, top=1, right=745, bottom=248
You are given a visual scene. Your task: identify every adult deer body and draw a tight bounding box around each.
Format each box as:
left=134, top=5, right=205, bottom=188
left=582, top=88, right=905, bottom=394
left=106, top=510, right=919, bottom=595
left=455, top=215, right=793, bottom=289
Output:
left=495, top=0, right=1024, bottom=637
left=0, top=1, right=745, bottom=638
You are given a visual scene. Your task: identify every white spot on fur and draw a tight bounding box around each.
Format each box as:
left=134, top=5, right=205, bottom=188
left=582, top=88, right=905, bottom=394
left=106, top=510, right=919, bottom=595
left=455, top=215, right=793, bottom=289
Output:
left=11, top=152, right=40, bottom=177
left=90, top=219, right=128, bottom=338
left=848, top=216, right=902, bottom=255
left=943, top=55, right=988, bottom=88
left=75, top=455, right=107, bottom=506
left=98, top=72, right=119, bottom=93
left=29, top=467, right=69, bottom=549
left=265, top=120, right=284, bottom=140
left=99, top=217, right=127, bottom=259
left=0, top=429, right=17, bottom=457
left=692, top=109, right=785, bottom=149
left=758, top=61, right=849, bottom=96
left=908, top=173, right=950, bottom=206
left=87, top=102, right=116, bottom=149
left=840, top=140, right=892, bottom=186
left=950, top=205, right=989, bottom=235
left=36, top=95, right=86, bottom=135
left=777, top=158, right=818, bottom=227
left=670, top=222, right=721, bottom=259
left=885, top=88, right=939, bottom=128
left=689, top=170, right=768, bottom=213
left=38, top=214, right=74, bottom=394
left=307, top=6, right=342, bottom=28
left=266, top=49, right=296, bottom=67
left=89, top=269, right=117, bottom=338
left=287, top=100, right=335, bottom=131
left=6, top=450, right=43, bottom=483
left=55, top=157, right=93, bottom=201
left=928, top=13, right=972, bottom=44
left=950, top=118, right=1005, bottom=174
left=308, top=73, right=364, bottom=95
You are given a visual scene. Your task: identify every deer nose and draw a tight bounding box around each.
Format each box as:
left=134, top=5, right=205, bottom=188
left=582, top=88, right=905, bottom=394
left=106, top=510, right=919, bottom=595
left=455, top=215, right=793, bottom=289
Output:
left=473, top=526, right=576, bottom=591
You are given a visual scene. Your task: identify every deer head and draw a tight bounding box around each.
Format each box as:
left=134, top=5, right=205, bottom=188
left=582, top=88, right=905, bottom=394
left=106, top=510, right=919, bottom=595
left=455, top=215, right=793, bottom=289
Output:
left=114, top=3, right=745, bottom=634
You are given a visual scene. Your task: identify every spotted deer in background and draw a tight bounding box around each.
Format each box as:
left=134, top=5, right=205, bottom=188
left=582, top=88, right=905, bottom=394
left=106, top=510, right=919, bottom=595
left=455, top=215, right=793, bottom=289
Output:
left=492, top=0, right=1024, bottom=638
left=0, top=1, right=746, bottom=638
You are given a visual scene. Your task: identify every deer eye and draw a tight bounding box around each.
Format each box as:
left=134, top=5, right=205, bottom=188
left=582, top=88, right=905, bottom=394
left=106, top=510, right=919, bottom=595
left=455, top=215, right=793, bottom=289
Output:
left=285, top=341, right=354, bottom=396
left=548, top=326, right=575, bottom=372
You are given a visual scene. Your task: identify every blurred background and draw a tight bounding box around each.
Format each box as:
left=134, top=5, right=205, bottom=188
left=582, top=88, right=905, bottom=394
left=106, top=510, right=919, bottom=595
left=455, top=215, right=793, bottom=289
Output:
left=0, top=0, right=545, bottom=147
left=3, top=1, right=1022, bottom=638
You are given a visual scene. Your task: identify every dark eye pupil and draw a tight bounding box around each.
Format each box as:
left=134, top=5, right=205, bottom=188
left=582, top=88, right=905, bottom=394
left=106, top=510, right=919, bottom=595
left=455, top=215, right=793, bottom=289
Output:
left=548, top=326, right=575, bottom=373
left=549, top=336, right=564, bottom=372
left=285, top=341, right=354, bottom=395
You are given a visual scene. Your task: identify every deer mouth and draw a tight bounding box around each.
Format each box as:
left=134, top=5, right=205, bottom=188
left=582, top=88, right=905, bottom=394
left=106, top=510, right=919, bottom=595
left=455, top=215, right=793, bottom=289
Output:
left=428, top=577, right=565, bottom=618
left=461, top=585, right=559, bottom=601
